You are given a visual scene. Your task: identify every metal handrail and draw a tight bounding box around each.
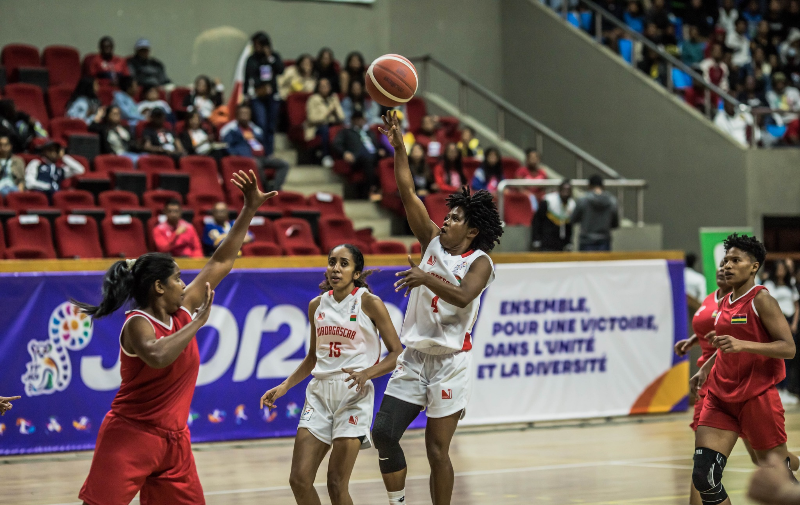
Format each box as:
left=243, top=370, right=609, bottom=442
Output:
left=408, top=55, right=622, bottom=180
left=544, top=0, right=741, bottom=118
left=497, top=179, right=648, bottom=226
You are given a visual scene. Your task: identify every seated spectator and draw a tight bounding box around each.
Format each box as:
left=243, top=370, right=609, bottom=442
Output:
left=683, top=0, right=716, bottom=37
left=532, top=180, right=575, bottom=252
left=766, top=72, right=800, bottom=143
left=718, top=0, right=739, bottom=33
left=178, top=111, right=215, bottom=156
left=645, top=0, right=670, bottom=32
left=340, top=51, right=367, bottom=94
left=681, top=25, right=707, bottom=67
left=153, top=199, right=202, bottom=258
left=572, top=175, right=619, bottom=251
left=184, top=75, right=223, bottom=120
left=407, top=143, right=437, bottom=197
left=754, top=20, right=779, bottom=62
left=141, top=108, right=185, bottom=160
left=137, top=85, right=172, bottom=119
left=638, top=47, right=668, bottom=85
left=112, top=75, right=145, bottom=126
left=516, top=149, right=548, bottom=210
left=305, top=78, right=344, bottom=168
left=0, top=99, right=46, bottom=152
left=24, top=138, right=84, bottom=197
left=415, top=115, right=444, bottom=156
left=333, top=111, right=384, bottom=201
left=278, top=54, right=317, bottom=100
left=127, top=38, right=171, bottom=89
left=433, top=143, right=467, bottom=194
left=780, top=29, right=800, bottom=86
left=341, top=79, right=379, bottom=126
left=87, top=36, right=129, bottom=86
left=741, top=0, right=763, bottom=38
left=0, top=135, right=25, bottom=196
left=202, top=201, right=253, bottom=256
left=738, top=75, right=769, bottom=107
left=765, top=0, right=786, bottom=43
left=471, top=147, right=503, bottom=193
left=315, top=48, right=340, bottom=94
left=727, top=18, right=753, bottom=68
left=740, top=46, right=772, bottom=86
left=623, top=1, right=645, bottom=33
left=642, top=22, right=662, bottom=45
left=66, top=77, right=103, bottom=125
left=220, top=104, right=290, bottom=191
left=458, top=127, right=482, bottom=159
left=244, top=33, right=284, bottom=157
left=789, top=0, right=800, bottom=31
left=661, top=24, right=680, bottom=57
left=88, top=105, right=139, bottom=163
left=700, top=42, right=730, bottom=92
left=714, top=100, right=759, bottom=146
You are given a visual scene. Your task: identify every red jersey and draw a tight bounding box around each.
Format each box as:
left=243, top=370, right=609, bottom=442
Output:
left=707, top=285, right=785, bottom=402
left=693, top=290, right=721, bottom=369
left=111, top=307, right=200, bottom=431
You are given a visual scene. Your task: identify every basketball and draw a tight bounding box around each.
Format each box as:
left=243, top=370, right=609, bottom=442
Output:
left=365, top=53, right=418, bottom=107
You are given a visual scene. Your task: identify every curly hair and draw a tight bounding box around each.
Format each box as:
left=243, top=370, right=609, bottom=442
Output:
left=319, top=244, right=377, bottom=292
left=446, top=187, right=503, bottom=252
left=723, top=233, right=766, bottom=271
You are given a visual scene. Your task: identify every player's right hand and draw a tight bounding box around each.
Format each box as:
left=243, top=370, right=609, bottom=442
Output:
left=0, top=396, right=21, bottom=416
left=260, top=384, right=287, bottom=410
left=689, top=368, right=708, bottom=396
left=194, top=283, right=215, bottom=325
left=703, top=330, right=716, bottom=342
left=378, top=111, right=404, bottom=149
left=674, top=339, right=692, bottom=356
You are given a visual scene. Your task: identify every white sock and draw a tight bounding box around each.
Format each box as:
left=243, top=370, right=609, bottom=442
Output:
left=388, top=488, right=405, bottom=504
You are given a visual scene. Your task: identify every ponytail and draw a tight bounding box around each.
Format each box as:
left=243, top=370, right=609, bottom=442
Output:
left=318, top=243, right=377, bottom=293
left=72, top=260, right=135, bottom=318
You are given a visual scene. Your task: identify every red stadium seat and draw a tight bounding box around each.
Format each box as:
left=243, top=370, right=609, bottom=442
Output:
left=5, top=215, right=56, bottom=259
left=462, top=158, right=481, bottom=183
left=271, top=191, right=310, bottom=215
left=143, top=189, right=183, bottom=213
left=411, top=242, right=422, bottom=255
left=6, top=192, right=49, bottom=212
left=94, top=154, right=134, bottom=173
left=54, top=214, right=103, bottom=258
left=372, top=240, right=408, bottom=255
left=0, top=220, right=5, bottom=258
left=248, top=215, right=276, bottom=243
left=97, top=80, right=114, bottom=106
left=187, top=193, right=223, bottom=214
left=318, top=216, right=369, bottom=254
left=286, top=92, right=312, bottom=144
left=50, top=117, right=88, bottom=145
left=98, top=190, right=140, bottom=211
left=220, top=156, right=259, bottom=200
left=169, top=87, right=191, bottom=115
left=1, top=44, right=42, bottom=82
left=4, top=83, right=50, bottom=129
left=423, top=193, right=450, bottom=227
left=42, top=46, right=81, bottom=89
left=5, top=247, right=52, bottom=259
left=502, top=191, right=534, bottom=226
left=101, top=214, right=147, bottom=258
left=308, top=192, right=345, bottom=216
left=284, top=244, right=321, bottom=256
left=81, top=54, right=96, bottom=76
left=377, top=158, right=404, bottom=216
left=274, top=217, right=320, bottom=254
left=406, top=97, right=427, bottom=135
left=137, top=155, right=176, bottom=189
left=179, top=156, right=224, bottom=200
left=242, top=242, right=282, bottom=257
left=52, top=190, right=95, bottom=212
left=47, top=85, right=73, bottom=118
left=501, top=157, right=521, bottom=180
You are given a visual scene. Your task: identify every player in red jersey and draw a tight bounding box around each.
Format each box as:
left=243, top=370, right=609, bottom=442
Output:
left=73, top=170, right=275, bottom=505
left=690, top=234, right=796, bottom=505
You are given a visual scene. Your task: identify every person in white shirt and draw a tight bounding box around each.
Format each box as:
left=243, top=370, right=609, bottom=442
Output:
left=684, top=252, right=708, bottom=311
left=764, top=260, right=799, bottom=334
left=767, top=72, right=800, bottom=125
left=725, top=19, right=752, bottom=68
left=699, top=43, right=731, bottom=92
left=718, top=0, right=739, bottom=33
left=714, top=101, right=759, bottom=146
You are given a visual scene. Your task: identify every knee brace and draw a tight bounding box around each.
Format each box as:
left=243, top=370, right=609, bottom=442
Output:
left=692, top=447, right=728, bottom=505
left=372, top=411, right=407, bottom=474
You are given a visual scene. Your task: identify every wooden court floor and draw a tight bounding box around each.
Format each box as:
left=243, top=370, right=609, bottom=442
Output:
left=5, top=408, right=800, bottom=505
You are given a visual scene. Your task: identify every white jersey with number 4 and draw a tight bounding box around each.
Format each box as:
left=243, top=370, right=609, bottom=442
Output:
left=312, top=287, right=380, bottom=378
left=401, top=236, right=495, bottom=353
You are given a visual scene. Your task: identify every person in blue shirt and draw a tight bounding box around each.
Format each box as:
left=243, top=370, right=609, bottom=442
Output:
left=202, top=201, right=254, bottom=256
left=112, top=75, right=145, bottom=126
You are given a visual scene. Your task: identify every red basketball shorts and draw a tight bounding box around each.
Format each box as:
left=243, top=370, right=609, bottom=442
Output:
left=698, top=386, right=787, bottom=451
left=690, top=383, right=709, bottom=431
left=79, top=412, right=204, bottom=505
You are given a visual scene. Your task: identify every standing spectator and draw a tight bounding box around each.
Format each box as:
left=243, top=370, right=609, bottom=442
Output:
left=753, top=20, right=779, bottom=61
left=87, top=36, right=129, bottom=86
left=740, top=46, right=772, bottom=86
left=515, top=148, right=548, bottom=210
left=764, top=260, right=800, bottom=401
left=277, top=54, right=316, bottom=100
left=0, top=135, right=25, bottom=196
left=202, top=201, right=253, bottom=256
left=741, top=0, right=763, bottom=38
left=141, top=108, right=184, bottom=160
left=457, top=126, right=482, bottom=158
left=623, top=1, right=645, bottom=33
left=112, top=75, right=145, bottom=126
left=220, top=104, right=290, bottom=191
left=305, top=78, right=344, bottom=168
left=717, top=0, right=739, bottom=33
left=152, top=199, right=202, bottom=258
left=471, top=147, right=504, bottom=193
left=684, top=252, right=708, bottom=312
left=572, top=175, right=619, bottom=251
left=315, top=48, right=340, bottom=94
left=66, top=77, right=103, bottom=125
left=184, top=75, right=223, bottom=120
left=681, top=25, right=707, bottom=66
left=767, top=72, right=800, bottom=144
left=699, top=42, right=731, bottom=92
left=178, top=111, right=214, bottom=157
left=126, top=38, right=170, bottom=89
left=407, top=143, right=436, bottom=197
left=24, top=138, right=84, bottom=197
left=244, top=33, right=284, bottom=157
left=433, top=142, right=466, bottom=194
left=714, top=100, right=758, bottom=146
left=0, top=99, right=46, bottom=153
left=332, top=111, right=384, bottom=201
left=339, top=51, right=366, bottom=93
left=341, top=79, right=378, bottom=126
left=726, top=18, right=753, bottom=68
left=645, top=0, right=670, bottom=31
left=738, top=74, right=769, bottom=107
left=137, top=85, right=172, bottom=120
left=765, top=0, right=787, bottom=42
left=88, top=106, right=139, bottom=163
left=531, top=180, right=575, bottom=252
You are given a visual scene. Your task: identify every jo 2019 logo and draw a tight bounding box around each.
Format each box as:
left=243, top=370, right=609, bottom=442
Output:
left=20, top=302, right=93, bottom=396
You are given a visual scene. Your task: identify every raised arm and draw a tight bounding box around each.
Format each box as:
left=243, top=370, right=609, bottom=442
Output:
left=379, top=111, right=440, bottom=249
left=182, top=170, right=276, bottom=312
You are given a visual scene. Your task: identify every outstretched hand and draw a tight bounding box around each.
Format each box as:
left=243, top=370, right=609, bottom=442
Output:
left=0, top=396, right=21, bottom=416
left=378, top=111, right=404, bottom=149
left=231, top=170, right=277, bottom=211
left=394, top=255, right=428, bottom=297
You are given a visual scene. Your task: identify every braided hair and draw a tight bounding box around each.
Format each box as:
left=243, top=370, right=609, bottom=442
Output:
left=446, top=187, right=503, bottom=252
left=723, top=233, right=766, bottom=271
left=319, top=244, right=376, bottom=293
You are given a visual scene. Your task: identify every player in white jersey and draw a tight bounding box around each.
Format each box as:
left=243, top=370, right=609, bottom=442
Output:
left=374, top=112, right=504, bottom=505
left=260, top=244, right=402, bottom=505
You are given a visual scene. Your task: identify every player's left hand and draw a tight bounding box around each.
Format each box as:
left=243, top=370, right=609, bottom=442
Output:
left=0, top=396, right=21, bottom=416
left=712, top=334, right=745, bottom=353
left=231, top=170, right=277, bottom=210
left=342, top=368, right=370, bottom=393
left=748, top=453, right=797, bottom=504
left=394, top=256, right=428, bottom=297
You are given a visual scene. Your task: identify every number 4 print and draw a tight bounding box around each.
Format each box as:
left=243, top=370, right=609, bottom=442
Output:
left=329, top=342, right=342, bottom=357
left=431, top=296, right=440, bottom=313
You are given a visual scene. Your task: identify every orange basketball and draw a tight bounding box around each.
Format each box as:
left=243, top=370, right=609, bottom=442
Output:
left=365, top=54, right=418, bottom=107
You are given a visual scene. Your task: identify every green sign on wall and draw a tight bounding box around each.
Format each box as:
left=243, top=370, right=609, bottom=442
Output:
left=699, top=227, right=753, bottom=294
